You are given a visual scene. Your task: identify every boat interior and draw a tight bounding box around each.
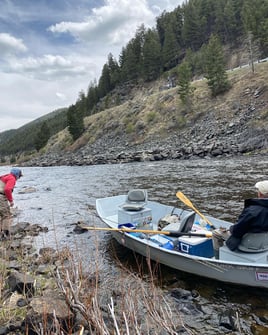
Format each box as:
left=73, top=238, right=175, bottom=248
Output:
left=115, top=190, right=268, bottom=264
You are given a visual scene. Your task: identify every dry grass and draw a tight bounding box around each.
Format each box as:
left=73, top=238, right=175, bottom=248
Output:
left=34, top=61, right=268, bottom=155
left=0, top=224, right=194, bottom=334
left=54, top=248, right=193, bottom=335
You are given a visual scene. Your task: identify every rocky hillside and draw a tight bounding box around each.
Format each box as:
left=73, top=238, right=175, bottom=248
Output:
left=22, top=61, right=268, bottom=167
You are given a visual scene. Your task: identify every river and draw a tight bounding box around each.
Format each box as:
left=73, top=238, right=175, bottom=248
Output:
left=1, top=156, right=268, bottom=334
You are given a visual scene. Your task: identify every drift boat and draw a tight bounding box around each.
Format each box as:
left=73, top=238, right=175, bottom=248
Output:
left=95, top=190, right=268, bottom=289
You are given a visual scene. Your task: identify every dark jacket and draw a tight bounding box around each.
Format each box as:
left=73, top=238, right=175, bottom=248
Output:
left=230, top=198, right=268, bottom=238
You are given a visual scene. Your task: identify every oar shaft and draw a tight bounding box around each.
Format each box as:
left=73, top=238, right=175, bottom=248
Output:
left=78, top=225, right=212, bottom=238
left=83, top=226, right=170, bottom=234
left=168, top=231, right=212, bottom=238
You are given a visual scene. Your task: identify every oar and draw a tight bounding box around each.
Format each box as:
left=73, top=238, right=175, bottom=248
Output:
left=77, top=225, right=212, bottom=238
left=176, top=191, right=215, bottom=229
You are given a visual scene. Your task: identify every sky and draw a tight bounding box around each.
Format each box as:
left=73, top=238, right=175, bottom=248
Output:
left=0, top=0, right=185, bottom=133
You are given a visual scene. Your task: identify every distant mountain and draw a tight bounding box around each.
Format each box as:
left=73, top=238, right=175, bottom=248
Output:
left=0, top=108, right=68, bottom=157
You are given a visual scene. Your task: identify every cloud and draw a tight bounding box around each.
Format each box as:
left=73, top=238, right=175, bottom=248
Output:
left=149, top=0, right=184, bottom=14
left=6, top=54, right=96, bottom=81
left=48, top=0, right=155, bottom=47
left=0, top=33, right=27, bottom=56
left=0, top=71, right=83, bottom=132
left=0, top=0, right=185, bottom=133
left=56, top=92, right=67, bottom=101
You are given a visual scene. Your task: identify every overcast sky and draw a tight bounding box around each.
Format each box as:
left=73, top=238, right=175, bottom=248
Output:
left=0, top=0, right=185, bottom=133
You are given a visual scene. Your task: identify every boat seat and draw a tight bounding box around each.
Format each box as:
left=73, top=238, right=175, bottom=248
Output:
left=179, top=211, right=196, bottom=233
left=238, top=232, right=268, bottom=253
left=219, top=245, right=268, bottom=263
left=120, top=189, right=148, bottom=211
left=162, top=211, right=195, bottom=233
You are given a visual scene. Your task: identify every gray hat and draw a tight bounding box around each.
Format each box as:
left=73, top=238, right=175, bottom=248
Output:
left=255, top=181, right=268, bottom=195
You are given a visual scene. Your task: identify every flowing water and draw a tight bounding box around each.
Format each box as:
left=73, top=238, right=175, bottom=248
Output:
left=2, top=156, right=268, bottom=333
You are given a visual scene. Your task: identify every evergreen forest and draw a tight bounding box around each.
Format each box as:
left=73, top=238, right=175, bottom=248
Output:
left=0, top=0, right=268, bottom=158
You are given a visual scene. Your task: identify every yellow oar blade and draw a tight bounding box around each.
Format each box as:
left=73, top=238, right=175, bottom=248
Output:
left=176, top=191, right=194, bottom=209
left=176, top=191, right=215, bottom=229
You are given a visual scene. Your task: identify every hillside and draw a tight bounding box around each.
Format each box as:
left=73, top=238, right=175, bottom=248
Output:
left=0, top=108, right=68, bottom=159
left=22, top=61, right=268, bottom=167
left=1, top=0, right=267, bottom=165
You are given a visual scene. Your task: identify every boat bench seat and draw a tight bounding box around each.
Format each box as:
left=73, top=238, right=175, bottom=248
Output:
left=219, top=245, right=268, bottom=264
left=238, top=232, right=268, bottom=252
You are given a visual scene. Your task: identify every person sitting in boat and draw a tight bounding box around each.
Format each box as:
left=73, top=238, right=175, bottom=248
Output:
left=226, top=180, right=268, bottom=252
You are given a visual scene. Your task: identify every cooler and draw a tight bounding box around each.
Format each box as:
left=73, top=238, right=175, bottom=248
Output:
left=118, top=207, right=152, bottom=228
left=178, top=236, right=214, bottom=258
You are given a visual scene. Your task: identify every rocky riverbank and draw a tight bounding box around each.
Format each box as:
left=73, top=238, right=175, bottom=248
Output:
left=22, top=97, right=268, bottom=167
left=1, top=213, right=196, bottom=334
left=20, top=65, right=268, bottom=167
left=2, top=219, right=268, bottom=334
left=0, top=221, right=204, bottom=334
left=0, top=222, right=68, bottom=334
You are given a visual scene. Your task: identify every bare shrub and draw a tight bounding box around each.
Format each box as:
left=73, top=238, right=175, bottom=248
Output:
left=53, top=245, right=190, bottom=335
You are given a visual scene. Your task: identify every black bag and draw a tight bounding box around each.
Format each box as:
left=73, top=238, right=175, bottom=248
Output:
left=226, top=235, right=241, bottom=251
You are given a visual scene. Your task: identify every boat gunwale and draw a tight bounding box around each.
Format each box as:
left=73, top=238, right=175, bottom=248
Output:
left=106, top=224, right=268, bottom=269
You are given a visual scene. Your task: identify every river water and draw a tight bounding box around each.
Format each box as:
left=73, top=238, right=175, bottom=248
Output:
left=1, top=156, right=268, bottom=333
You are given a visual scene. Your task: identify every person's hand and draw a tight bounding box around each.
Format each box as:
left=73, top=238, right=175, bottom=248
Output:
left=9, top=201, right=14, bottom=207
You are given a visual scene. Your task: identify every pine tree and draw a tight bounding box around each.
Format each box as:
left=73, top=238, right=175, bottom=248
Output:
left=259, top=18, right=268, bottom=55
left=86, top=80, right=99, bottom=115
left=223, top=0, right=241, bottom=45
left=182, top=0, right=205, bottom=51
left=177, top=61, right=195, bottom=106
left=119, top=25, right=145, bottom=82
left=241, top=0, right=268, bottom=56
left=162, top=22, right=180, bottom=70
left=204, top=34, right=230, bottom=97
left=67, top=104, right=84, bottom=141
left=107, top=53, right=120, bottom=88
left=77, top=91, right=87, bottom=116
left=98, top=64, right=111, bottom=98
left=142, top=29, right=162, bottom=81
left=34, top=122, right=50, bottom=151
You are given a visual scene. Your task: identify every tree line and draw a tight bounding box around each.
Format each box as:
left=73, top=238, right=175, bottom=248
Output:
left=0, top=0, right=267, bottom=155
left=67, top=0, right=268, bottom=140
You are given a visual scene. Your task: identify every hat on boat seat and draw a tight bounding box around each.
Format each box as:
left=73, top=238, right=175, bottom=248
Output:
left=120, top=189, right=148, bottom=211
left=238, top=232, right=268, bottom=253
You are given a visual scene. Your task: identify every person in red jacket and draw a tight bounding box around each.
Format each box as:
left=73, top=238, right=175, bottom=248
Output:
left=0, top=167, right=23, bottom=235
